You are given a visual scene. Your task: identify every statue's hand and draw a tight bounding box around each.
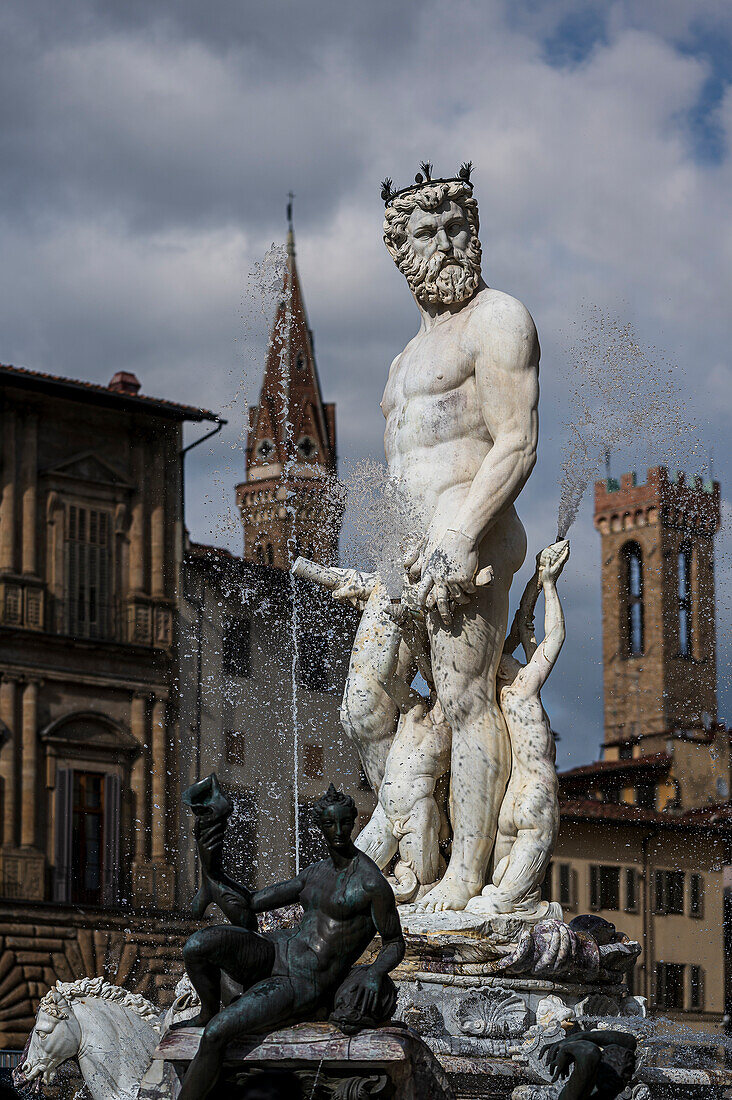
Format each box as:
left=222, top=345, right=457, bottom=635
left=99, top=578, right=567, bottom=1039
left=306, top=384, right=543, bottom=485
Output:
left=537, top=540, right=570, bottom=585
left=403, top=536, right=427, bottom=581
left=349, top=969, right=383, bottom=1019
left=195, top=817, right=225, bottom=876
left=548, top=1047, right=572, bottom=1081
left=417, top=529, right=482, bottom=626
left=332, top=570, right=379, bottom=611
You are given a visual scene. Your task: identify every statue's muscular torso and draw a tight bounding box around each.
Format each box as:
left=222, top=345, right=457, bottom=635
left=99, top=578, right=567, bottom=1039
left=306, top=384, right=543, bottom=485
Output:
left=273, top=852, right=390, bottom=994
left=381, top=286, right=532, bottom=546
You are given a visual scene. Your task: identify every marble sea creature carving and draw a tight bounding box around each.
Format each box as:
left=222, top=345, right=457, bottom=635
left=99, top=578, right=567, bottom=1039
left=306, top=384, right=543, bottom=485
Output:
left=174, top=778, right=405, bottom=1100
left=456, top=987, right=529, bottom=1038
left=494, top=916, right=641, bottom=981
left=540, top=1026, right=638, bottom=1100
left=17, top=977, right=160, bottom=1100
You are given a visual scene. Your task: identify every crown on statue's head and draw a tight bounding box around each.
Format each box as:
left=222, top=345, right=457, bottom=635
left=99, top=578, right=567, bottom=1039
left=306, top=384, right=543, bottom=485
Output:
left=381, top=161, right=473, bottom=206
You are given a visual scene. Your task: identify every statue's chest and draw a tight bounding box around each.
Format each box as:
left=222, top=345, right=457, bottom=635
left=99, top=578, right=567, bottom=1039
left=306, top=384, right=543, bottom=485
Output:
left=304, top=874, right=368, bottom=919
left=387, top=328, right=475, bottom=410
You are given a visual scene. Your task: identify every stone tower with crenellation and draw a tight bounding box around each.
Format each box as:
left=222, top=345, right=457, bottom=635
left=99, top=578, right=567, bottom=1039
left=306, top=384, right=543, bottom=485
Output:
left=236, top=217, right=341, bottom=570
left=592, top=468, right=725, bottom=809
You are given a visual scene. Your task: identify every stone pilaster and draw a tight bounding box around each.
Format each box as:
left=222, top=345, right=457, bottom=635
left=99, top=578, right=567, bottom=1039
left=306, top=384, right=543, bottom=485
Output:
left=0, top=675, right=16, bottom=847
left=0, top=410, right=16, bottom=573
left=20, top=678, right=39, bottom=849
left=151, top=445, right=165, bottom=599
left=151, top=695, right=167, bottom=863
left=20, top=413, right=37, bottom=576
left=129, top=443, right=145, bottom=595
left=130, top=692, right=148, bottom=864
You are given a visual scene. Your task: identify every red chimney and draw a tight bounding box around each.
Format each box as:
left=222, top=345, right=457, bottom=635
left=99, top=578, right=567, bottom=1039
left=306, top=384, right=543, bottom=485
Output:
left=108, top=371, right=141, bottom=396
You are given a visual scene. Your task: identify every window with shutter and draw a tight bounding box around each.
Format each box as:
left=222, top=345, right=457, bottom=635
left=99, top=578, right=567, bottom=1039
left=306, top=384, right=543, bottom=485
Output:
left=624, top=867, right=639, bottom=913
left=103, top=774, right=121, bottom=907
left=689, top=873, right=704, bottom=919
left=690, top=965, right=704, bottom=1010
left=53, top=769, right=73, bottom=903
left=71, top=771, right=105, bottom=905
left=654, top=870, right=667, bottom=914
left=559, top=862, right=574, bottom=908
left=656, top=962, right=684, bottom=1010
left=666, top=871, right=684, bottom=914
left=223, top=617, right=252, bottom=678
left=65, top=505, right=113, bottom=639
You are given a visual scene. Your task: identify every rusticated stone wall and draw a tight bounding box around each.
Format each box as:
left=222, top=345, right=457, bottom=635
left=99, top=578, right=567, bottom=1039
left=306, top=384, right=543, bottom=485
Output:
left=0, top=902, right=198, bottom=1048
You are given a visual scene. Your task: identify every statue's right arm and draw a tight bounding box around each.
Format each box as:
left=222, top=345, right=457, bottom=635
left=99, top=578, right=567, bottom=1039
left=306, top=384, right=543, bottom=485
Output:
left=250, top=872, right=306, bottom=913
left=538, top=577, right=565, bottom=669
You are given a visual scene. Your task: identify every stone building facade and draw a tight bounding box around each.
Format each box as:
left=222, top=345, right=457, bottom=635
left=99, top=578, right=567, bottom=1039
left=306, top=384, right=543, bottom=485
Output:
left=553, top=466, right=730, bottom=1028
left=0, top=361, right=222, bottom=1045
left=0, top=363, right=219, bottom=911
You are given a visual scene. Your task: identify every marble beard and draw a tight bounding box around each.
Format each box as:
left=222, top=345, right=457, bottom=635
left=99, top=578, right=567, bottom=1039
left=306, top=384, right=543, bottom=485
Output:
left=298, top=163, right=570, bottom=918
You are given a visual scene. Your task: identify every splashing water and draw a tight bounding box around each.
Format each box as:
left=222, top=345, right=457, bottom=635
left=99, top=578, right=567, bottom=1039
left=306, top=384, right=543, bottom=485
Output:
left=258, top=244, right=307, bottom=872
left=557, top=307, right=700, bottom=539
left=336, top=459, right=428, bottom=592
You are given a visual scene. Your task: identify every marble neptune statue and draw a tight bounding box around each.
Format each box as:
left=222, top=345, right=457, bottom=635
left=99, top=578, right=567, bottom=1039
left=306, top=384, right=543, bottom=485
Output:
left=340, top=163, right=541, bottom=912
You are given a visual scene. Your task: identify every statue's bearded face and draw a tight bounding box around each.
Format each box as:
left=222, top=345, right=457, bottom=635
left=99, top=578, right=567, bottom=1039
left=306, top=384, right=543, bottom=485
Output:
left=383, top=183, right=482, bottom=307
left=406, top=201, right=478, bottom=305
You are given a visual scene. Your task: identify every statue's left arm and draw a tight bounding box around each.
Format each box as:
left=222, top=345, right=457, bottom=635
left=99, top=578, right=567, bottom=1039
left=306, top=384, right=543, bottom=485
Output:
left=352, top=879, right=406, bottom=1016
left=369, top=879, right=407, bottom=976
left=456, top=301, right=540, bottom=545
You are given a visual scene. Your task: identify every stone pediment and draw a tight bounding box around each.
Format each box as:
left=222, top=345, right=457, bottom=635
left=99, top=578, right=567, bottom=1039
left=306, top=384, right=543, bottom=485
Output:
left=43, top=451, right=134, bottom=490
left=40, top=711, right=139, bottom=754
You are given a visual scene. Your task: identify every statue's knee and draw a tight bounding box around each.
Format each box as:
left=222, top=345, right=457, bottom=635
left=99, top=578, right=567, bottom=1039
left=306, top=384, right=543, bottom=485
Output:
left=340, top=689, right=380, bottom=740
left=201, top=1017, right=228, bottom=1050
left=183, top=929, right=213, bottom=966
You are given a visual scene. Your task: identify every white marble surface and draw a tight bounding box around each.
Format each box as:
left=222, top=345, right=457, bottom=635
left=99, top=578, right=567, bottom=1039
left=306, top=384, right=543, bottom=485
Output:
left=341, top=174, right=542, bottom=913
left=19, top=977, right=160, bottom=1100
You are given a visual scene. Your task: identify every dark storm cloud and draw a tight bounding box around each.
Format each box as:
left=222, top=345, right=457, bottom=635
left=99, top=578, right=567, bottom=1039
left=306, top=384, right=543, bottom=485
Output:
left=0, top=0, right=730, bottom=765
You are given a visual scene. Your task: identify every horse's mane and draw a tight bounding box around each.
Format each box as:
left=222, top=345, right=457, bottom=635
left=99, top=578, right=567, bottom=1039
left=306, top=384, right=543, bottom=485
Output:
left=39, top=976, right=160, bottom=1029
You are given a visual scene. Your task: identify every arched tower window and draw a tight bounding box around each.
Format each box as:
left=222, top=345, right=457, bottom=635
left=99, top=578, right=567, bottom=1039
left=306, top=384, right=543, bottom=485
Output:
left=254, top=544, right=264, bottom=564
left=622, top=542, right=644, bottom=657
left=266, top=543, right=274, bottom=566
left=678, top=543, right=692, bottom=657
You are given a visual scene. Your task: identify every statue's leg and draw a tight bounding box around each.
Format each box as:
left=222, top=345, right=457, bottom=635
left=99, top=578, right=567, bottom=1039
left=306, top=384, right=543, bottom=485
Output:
left=175, top=926, right=275, bottom=1028
left=178, top=977, right=299, bottom=1100
left=418, top=574, right=512, bottom=912
left=340, top=596, right=412, bottom=791
left=399, top=798, right=442, bottom=886
left=354, top=801, right=398, bottom=867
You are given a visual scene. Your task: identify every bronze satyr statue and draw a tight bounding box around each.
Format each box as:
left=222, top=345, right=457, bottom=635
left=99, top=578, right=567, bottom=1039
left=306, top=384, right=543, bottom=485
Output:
left=541, top=1025, right=638, bottom=1100
left=174, top=778, right=406, bottom=1100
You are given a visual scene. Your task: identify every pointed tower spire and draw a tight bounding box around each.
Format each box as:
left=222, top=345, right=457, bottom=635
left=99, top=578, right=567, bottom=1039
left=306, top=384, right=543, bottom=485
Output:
left=236, top=204, right=341, bottom=570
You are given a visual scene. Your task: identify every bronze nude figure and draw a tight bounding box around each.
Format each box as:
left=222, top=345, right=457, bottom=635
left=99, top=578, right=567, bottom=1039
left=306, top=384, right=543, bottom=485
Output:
left=174, top=778, right=406, bottom=1100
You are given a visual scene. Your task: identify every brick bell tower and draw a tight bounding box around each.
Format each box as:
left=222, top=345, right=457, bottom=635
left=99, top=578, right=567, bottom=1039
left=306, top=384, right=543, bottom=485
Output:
left=594, top=467, right=721, bottom=758
left=236, top=207, right=341, bottom=569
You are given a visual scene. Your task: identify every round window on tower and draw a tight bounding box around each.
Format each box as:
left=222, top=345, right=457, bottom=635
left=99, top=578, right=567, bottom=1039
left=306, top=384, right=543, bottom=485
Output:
left=296, top=353, right=305, bottom=371
left=255, top=438, right=275, bottom=461
left=297, top=436, right=317, bottom=460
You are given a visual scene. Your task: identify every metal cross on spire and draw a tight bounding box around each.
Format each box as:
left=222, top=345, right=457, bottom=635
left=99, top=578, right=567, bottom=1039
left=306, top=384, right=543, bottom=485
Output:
left=286, top=192, right=295, bottom=256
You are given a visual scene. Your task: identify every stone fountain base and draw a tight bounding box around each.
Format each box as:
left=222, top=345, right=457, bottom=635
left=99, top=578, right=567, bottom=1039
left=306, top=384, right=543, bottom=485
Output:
left=372, top=910, right=732, bottom=1099
left=144, top=1022, right=454, bottom=1099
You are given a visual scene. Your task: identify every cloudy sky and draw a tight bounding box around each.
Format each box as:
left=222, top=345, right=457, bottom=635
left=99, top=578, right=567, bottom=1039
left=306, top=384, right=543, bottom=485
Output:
left=1, top=0, right=730, bottom=768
